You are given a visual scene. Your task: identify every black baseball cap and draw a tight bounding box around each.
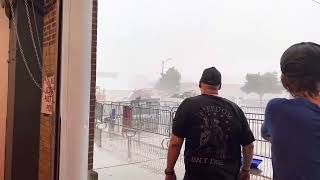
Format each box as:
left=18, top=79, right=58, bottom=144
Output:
left=281, top=42, right=320, bottom=78
left=200, top=67, right=222, bottom=86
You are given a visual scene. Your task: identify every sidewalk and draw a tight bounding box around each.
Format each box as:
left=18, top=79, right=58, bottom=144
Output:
left=93, top=130, right=271, bottom=180
left=94, top=144, right=169, bottom=180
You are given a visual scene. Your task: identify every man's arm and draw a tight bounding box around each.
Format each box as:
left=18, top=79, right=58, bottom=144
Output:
left=166, top=135, right=184, bottom=172
left=241, top=143, right=254, bottom=171
left=166, top=98, right=189, bottom=179
left=235, top=106, right=255, bottom=179
left=261, top=121, right=271, bottom=141
left=261, top=101, right=273, bottom=142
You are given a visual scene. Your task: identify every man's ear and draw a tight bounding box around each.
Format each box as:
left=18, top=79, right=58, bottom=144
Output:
left=199, top=81, right=202, bottom=88
left=218, top=84, right=222, bottom=90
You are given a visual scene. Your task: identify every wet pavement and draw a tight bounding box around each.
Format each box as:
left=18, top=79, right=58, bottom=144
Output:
left=93, top=129, right=272, bottom=180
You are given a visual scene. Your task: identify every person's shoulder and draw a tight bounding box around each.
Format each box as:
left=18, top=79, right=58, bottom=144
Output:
left=220, top=97, right=241, bottom=109
left=182, top=97, right=194, bottom=102
left=265, top=98, right=291, bottom=114
left=187, top=95, right=203, bottom=102
left=267, top=98, right=289, bottom=108
left=178, top=97, right=194, bottom=107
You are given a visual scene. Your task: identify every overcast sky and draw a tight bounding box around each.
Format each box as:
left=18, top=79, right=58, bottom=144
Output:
left=97, top=0, right=320, bottom=90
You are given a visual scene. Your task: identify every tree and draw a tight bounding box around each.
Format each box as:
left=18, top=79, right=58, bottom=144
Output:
left=241, top=72, right=283, bottom=106
left=155, top=67, right=181, bottom=94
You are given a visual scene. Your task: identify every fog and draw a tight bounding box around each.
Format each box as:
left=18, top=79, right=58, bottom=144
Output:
left=96, top=0, right=320, bottom=105
left=97, top=0, right=320, bottom=92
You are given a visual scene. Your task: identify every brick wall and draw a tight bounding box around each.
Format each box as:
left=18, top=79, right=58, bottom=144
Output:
left=43, top=0, right=57, bottom=49
left=88, top=0, right=98, bottom=171
left=39, top=0, right=59, bottom=179
left=40, top=0, right=97, bottom=175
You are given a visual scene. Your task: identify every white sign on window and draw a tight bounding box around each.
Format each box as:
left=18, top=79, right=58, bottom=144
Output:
left=41, top=76, right=55, bottom=115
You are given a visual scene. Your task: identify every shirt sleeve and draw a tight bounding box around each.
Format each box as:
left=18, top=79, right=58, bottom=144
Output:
left=237, top=107, right=255, bottom=146
left=261, top=101, right=273, bottom=140
left=172, top=98, right=191, bottom=138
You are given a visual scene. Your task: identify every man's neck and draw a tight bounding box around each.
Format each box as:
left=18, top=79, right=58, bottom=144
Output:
left=296, top=93, right=320, bottom=106
left=202, top=92, right=219, bottom=96
left=306, top=96, right=320, bottom=106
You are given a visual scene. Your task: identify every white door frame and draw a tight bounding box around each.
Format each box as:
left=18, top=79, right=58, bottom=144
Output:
left=59, top=0, right=92, bottom=179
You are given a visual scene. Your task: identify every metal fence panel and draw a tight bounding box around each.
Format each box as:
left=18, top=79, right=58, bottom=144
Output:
left=95, top=101, right=272, bottom=179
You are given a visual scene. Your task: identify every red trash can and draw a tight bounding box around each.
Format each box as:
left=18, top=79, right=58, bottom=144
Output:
left=123, top=106, right=133, bottom=130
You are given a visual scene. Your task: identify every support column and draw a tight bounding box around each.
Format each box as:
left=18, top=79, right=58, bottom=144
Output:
left=5, top=1, right=44, bottom=180
left=38, top=0, right=62, bottom=179
left=59, top=0, right=92, bottom=180
left=0, top=8, right=9, bottom=180
left=88, top=0, right=98, bottom=179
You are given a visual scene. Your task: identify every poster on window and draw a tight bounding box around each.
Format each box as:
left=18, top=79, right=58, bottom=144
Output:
left=41, top=76, right=55, bottom=115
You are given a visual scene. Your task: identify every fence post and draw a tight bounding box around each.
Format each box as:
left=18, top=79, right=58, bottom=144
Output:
left=169, top=109, right=175, bottom=137
left=128, top=136, right=132, bottom=159
left=97, top=103, right=104, bottom=147
left=98, top=127, right=102, bottom=147
left=138, top=106, right=142, bottom=142
left=100, top=103, right=104, bottom=122
left=124, top=130, right=136, bottom=160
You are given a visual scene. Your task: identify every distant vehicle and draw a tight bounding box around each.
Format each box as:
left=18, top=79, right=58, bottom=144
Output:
left=171, top=90, right=198, bottom=99
left=129, top=89, right=156, bottom=100
left=130, top=97, right=160, bottom=108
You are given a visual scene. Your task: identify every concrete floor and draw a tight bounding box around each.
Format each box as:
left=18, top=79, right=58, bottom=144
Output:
left=93, top=130, right=272, bottom=180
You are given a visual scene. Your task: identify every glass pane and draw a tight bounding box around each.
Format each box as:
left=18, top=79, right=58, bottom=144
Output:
left=95, top=1, right=320, bottom=179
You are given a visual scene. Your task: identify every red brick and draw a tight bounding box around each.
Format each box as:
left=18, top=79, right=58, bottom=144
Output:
left=89, top=140, right=94, bottom=147
left=92, top=18, right=97, bottom=24
left=40, top=0, right=61, bottom=179
left=88, top=0, right=98, bottom=171
left=89, top=111, right=95, bottom=117
left=88, top=164, right=93, bottom=170
left=89, top=149, right=94, bottom=156
left=90, top=81, right=96, bottom=87
left=89, top=133, right=95, bottom=139
left=91, top=76, right=96, bottom=81
left=92, top=35, right=97, bottom=42
left=91, top=59, right=97, bottom=65
left=89, top=121, right=95, bottom=127
left=89, top=128, right=95, bottom=135
left=93, top=1, right=97, bottom=7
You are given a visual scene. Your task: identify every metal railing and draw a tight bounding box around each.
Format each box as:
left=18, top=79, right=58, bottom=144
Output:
left=94, top=102, right=272, bottom=179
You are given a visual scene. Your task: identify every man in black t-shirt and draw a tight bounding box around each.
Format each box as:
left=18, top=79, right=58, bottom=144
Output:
left=165, top=67, right=255, bottom=180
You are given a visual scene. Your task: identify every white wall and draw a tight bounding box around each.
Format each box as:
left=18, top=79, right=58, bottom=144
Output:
left=59, top=0, right=92, bottom=180
left=0, top=8, right=8, bottom=180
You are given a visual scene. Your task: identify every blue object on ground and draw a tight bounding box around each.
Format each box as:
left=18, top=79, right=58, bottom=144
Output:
left=111, top=109, right=116, bottom=120
left=241, top=158, right=263, bottom=169
left=250, top=158, right=263, bottom=169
